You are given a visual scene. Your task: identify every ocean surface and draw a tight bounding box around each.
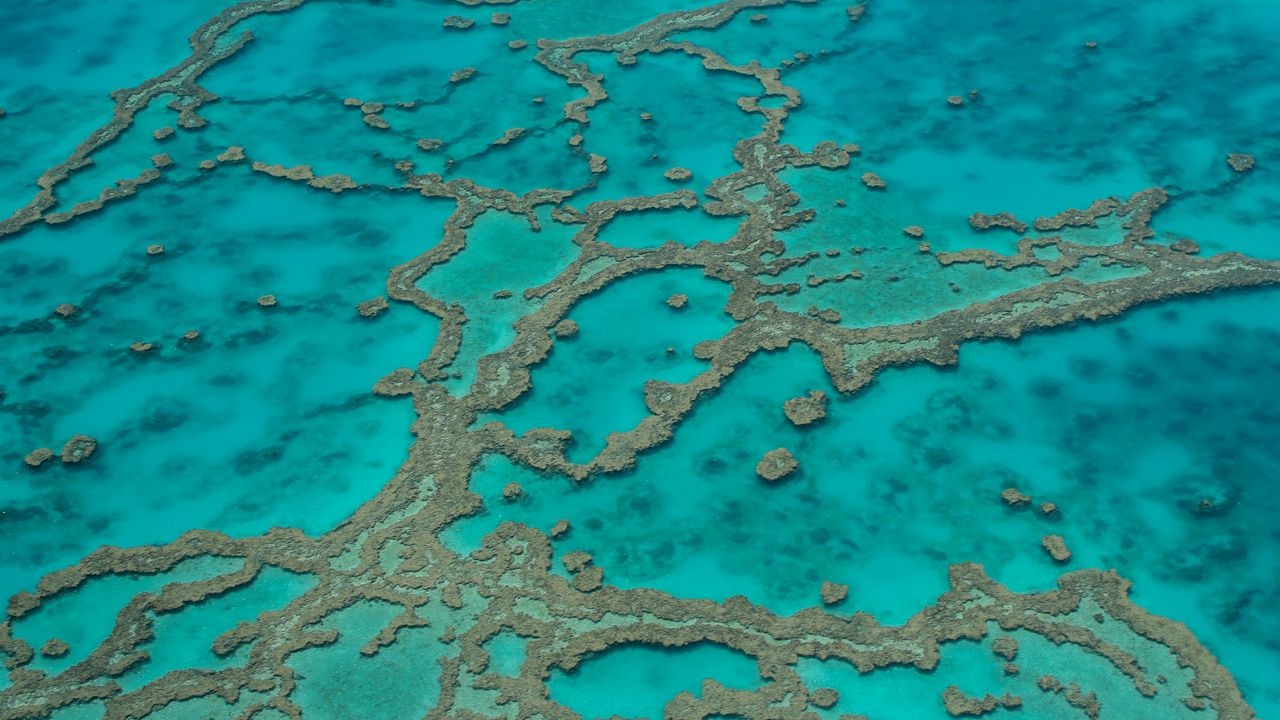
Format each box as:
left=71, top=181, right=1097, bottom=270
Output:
left=1, top=0, right=1277, bottom=718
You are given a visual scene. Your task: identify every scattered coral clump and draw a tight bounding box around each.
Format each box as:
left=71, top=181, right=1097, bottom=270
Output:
left=1002, top=488, right=1031, bottom=506
left=861, top=171, right=886, bottom=189
left=60, top=434, right=97, bottom=463
left=1227, top=153, right=1255, bottom=173
left=820, top=580, right=848, bottom=605
left=756, top=448, right=799, bottom=482
left=783, top=390, right=828, bottom=426
left=1042, top=534, right=1072, bottom=562
left=23, top=448, right=54, bottom=468
left=357, top=296, right=389, bottom=318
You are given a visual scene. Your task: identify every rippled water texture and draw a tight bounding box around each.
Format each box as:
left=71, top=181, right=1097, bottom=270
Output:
left=1, top=0, right=1277, bottom=718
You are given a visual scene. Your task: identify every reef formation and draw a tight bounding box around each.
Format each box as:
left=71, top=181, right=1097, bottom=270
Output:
left=0, top=0, right=1273, bottom=719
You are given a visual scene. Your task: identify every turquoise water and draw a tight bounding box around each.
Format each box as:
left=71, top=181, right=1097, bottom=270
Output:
left=2, top=0, right=1278, bottom=718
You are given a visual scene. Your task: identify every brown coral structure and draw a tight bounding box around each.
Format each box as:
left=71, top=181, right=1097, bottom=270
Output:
left=553, top=319, right=579, bottom=338
left=1038, top=675, right=1102, bottom=718
left=783, top=390, right=828, bottom=426
left=903, top=225, right=925, bottom=238
left=946, top=95, right=964, bottom=107
left=1042, top=534, right=1072, bottom=563
left=443, top=15, right=474, bottom=30
left=493, top=127, right=526, bottom=145
left=820, top=580, right=848, bottom=606
left=449, top=67, right=477, bottom=84
left=502, top=482, right=523, bottom=501
left=1169, top=236, right=1200, bottom=254
left=215, top=146, right=245, bottom=163
left=1227, top=153, right=1256, bottom=173
left=146, top=244, right=165, bottom=256
left=257, top=294, right=278, bottom=307
left=549, top=519, right=570, bottom=538
left=666, top=293, right=688, bottom=308
left=664, top=167, right=693, bottom=182
left=811, top=688, right=839, bottom=708
left=23, top=449, right=54, bottom=468
left=39, top=639, right=69, bottom=658
left=129, top=341, right=154, bottom=353
left=992, top=636, right=1019, bottom=661
left=53, top=303, right=78, bottom=318
left=150, top=154, right=173, bottom=169
left=357, top=296, right=390, bottom=318
left=308, top=173, right=357, bottom=193
left=152, top=127, right=174, bottom=141
left=756, top=447, right=799, bottom=482
left=0, top=3, right=1273, bottom=719
left=861, top=171, right=886, bottom=189
left=181, top=330, right=201, bottom=342
left=941, top=686, right=998, bottom=716
left=491, top=12, right=510, bottom=25
left=968, top=211, right=1028, bottom=233
left=1002, top=487, right=1031, bottom=506
left=59, top=434, right=97, bottom=464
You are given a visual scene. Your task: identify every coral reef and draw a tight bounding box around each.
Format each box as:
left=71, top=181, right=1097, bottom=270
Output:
left=783, top=390, right=828, bottom=426
left=0, top=2, right=1273, bottom=719
left=357, top=296, right=390, bottom=318
left=1002, top=488, right=1031, bottom=506
left=820, top=580, right=848, bottom=605
left=1227, top=153, right=1256, bottom=173
left=58, top=434, right=97, bottom=464
left=22, top=449, right=53, bottom=468
left=1042, top=534, right=1072, bottom=563
left=39, top=639, right=69, bottom=658
left=553, top=319, right=579, bottom=338
left=756, top=447, right=799, bottom=482
left=968, top=211, right=1028, bottom=233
